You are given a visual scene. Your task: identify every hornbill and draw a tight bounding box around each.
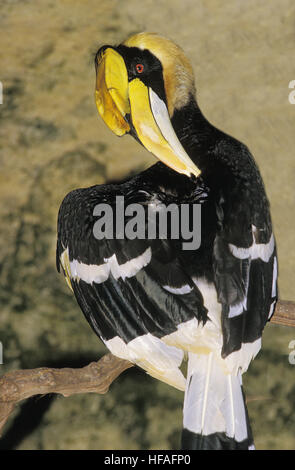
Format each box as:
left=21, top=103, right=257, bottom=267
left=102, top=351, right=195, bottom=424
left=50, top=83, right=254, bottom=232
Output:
left=56, top=33, right=278, bottom=450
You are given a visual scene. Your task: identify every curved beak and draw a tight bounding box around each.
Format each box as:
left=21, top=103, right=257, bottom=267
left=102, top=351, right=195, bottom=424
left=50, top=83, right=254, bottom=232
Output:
left=95, top=48, right=201, bottom=179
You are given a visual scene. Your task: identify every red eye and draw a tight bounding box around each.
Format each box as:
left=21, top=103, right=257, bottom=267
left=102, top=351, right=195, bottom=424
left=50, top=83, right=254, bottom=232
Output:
left=136, top=63, right=144, bottom=73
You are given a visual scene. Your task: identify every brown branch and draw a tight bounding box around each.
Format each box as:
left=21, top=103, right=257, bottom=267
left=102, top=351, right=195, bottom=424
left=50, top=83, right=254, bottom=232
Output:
left=0, top=353, right=133, bottom=437
left=270, top=300, right=295, bottom=327
left=0, top=299, right=294, bottom=439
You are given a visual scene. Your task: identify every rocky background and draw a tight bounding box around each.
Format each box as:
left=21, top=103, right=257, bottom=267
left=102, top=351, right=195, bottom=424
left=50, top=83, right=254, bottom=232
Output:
left=0, top=0, right=294, bottom=450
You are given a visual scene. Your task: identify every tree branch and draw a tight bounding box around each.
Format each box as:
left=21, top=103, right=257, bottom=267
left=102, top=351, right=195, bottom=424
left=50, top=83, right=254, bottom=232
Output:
left=0, top=299, right=294, bottom=439
left=270, top=300, right=295, bottom=327
left=0, top=353, right=133, bottom=437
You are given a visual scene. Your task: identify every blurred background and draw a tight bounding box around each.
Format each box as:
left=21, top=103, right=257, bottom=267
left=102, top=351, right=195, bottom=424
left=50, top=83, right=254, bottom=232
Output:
left=0, top=0, right=294, bottom=450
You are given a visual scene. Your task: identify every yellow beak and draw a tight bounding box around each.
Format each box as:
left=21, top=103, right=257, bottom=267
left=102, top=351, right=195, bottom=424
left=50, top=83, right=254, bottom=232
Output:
left=95, top=48, right=201, bottom=179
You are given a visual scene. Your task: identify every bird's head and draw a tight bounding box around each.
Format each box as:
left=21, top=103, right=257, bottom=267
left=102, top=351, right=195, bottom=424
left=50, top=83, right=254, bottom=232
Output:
left=95, top=32, right=201, bottom=179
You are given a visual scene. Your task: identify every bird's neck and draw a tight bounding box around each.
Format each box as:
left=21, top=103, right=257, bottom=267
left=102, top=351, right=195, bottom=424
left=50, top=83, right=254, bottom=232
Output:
left=171, top=96, right=258, bottom=192
left=170, top=97, right=266, bottom=208
left=171, top=96, right=220, bottom=172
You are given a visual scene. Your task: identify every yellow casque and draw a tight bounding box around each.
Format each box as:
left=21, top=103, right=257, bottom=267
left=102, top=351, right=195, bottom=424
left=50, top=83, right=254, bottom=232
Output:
left=95, top=48, right=130, bottom=136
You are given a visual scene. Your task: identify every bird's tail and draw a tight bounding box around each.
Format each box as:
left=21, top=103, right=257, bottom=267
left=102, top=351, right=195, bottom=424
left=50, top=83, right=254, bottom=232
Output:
left=181, top=352, right=254, bottom=450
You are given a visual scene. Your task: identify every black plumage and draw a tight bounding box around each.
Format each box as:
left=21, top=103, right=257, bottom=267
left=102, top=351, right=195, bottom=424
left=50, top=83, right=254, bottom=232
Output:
left=56, top=33, right=277, bottom=449
left=57, top=105, right=276, bottom=351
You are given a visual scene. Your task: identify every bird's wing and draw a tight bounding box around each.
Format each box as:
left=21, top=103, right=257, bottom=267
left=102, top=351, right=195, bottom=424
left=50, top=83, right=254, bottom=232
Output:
left=56, top=184, right=209, bottom=390
left=212, top=188, right=278, bottom=372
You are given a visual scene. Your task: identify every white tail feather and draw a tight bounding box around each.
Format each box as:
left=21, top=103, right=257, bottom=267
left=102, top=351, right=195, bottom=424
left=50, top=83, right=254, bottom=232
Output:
left=228, top=375, right=235, bottom=437
left=201, top=352, right=213, bottom=431
left=183, top=352, right=249, bottom=442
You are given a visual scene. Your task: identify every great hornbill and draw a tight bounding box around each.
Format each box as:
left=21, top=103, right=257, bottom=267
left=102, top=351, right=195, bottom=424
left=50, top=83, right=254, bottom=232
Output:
left=56, top=32, right=278, bottom=450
